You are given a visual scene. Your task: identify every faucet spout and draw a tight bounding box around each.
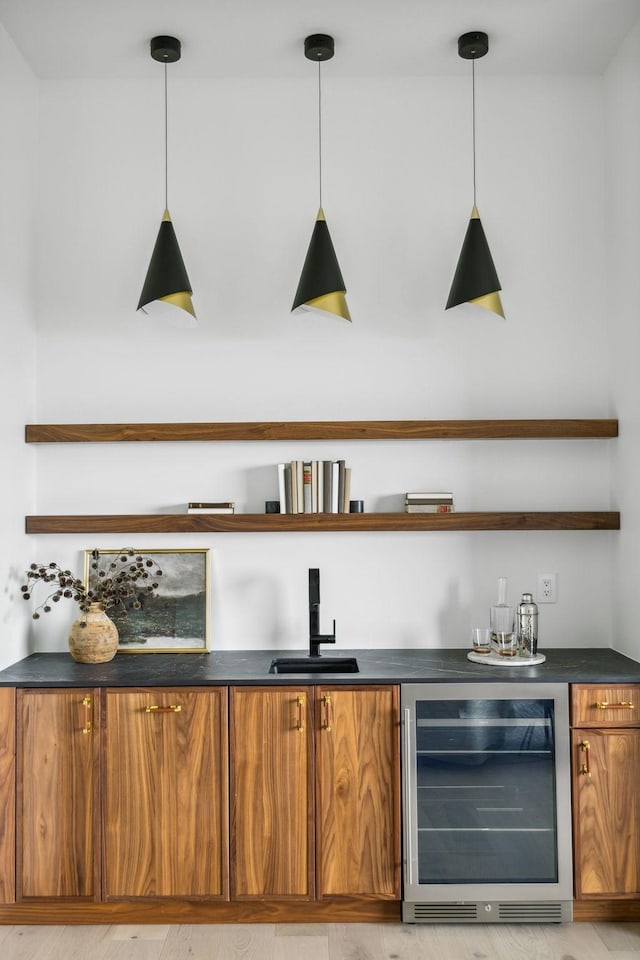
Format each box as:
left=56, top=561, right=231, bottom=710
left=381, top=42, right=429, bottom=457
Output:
left=308, top=568, right=336, bottom=657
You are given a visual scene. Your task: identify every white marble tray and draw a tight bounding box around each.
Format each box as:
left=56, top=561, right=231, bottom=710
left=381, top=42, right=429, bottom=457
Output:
left=467, top=650, right=546, bottom=666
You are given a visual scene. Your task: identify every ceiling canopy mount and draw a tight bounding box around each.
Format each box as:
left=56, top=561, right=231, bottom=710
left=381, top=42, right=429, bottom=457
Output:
left=457, top=31, right=489, bottom=60
left=304, top=34, right=335, bottom=62
left=150, top=35, right=181, bottom=64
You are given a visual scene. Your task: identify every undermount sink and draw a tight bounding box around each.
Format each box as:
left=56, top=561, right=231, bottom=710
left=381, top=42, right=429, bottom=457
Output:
left=268, top=656, right=359, bottom=675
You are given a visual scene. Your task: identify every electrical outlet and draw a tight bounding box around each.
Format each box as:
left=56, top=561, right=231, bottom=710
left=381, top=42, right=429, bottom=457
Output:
left=537, top=573, right=557, bottom=603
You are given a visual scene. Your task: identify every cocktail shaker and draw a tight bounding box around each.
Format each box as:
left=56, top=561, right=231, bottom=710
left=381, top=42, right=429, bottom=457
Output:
left=517, top=593, right=538, bottom=657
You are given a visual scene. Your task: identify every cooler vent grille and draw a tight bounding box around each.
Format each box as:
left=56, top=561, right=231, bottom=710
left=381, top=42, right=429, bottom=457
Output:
left=406, top=902, right=479, bottom=922
left=498, top=901, right=567, bottom=923
left=403, top=900, right=572, bottom=924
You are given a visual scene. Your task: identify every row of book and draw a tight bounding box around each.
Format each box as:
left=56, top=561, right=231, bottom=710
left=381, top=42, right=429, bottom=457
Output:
left=405, top=492, right=454, bottom=513
left=278, top=460, right=351, bottom=514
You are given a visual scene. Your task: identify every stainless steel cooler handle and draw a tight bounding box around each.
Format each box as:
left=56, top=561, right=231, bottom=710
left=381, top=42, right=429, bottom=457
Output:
left=404, top=706, right=415, bottom=886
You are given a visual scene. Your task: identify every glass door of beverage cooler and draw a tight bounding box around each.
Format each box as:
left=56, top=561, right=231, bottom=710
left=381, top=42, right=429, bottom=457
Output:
left=402, top=682, right=572, bottom=906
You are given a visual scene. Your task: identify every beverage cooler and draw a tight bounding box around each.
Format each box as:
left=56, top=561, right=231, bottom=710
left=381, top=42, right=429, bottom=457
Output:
left=402, top=682, right=573, bottom=923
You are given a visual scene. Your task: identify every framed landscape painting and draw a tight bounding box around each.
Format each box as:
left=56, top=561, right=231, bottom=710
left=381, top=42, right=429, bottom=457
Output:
left=84, top=548, right=210, bottom=653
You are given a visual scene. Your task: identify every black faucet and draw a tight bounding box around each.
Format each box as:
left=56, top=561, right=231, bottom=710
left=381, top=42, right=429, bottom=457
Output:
left=308, top=568, right=336, bottom=658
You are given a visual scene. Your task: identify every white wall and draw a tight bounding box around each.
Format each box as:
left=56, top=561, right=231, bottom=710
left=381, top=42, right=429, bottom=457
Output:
left=606, top=21, right=640, bottom=663
left=0, top=25, right=38, bottom=669
left=18, top=66, right=622, bottom=656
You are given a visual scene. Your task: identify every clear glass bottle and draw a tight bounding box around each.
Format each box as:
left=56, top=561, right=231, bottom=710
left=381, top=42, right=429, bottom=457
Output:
left=490, top=576, right=515, bottom=641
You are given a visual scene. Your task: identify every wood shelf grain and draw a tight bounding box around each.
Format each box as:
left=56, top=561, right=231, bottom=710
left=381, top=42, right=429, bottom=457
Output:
left=24, top=419, right=619, bottom=443
left=25, top=511, right=620, bottom=534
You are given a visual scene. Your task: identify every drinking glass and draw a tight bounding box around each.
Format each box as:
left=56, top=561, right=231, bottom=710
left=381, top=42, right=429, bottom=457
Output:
left=490, top=604, right=515, bottom=640
left=496, top=631, right=518, bottom=657
left=471, top=628, right=492, bottom=655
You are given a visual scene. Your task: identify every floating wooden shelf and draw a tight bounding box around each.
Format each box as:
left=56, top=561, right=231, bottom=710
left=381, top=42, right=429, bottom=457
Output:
left=24, top=419, right=619, bottom=444
left=24, top=419, right=618, bottom=536
left=25, top=512, right=620, bottom=535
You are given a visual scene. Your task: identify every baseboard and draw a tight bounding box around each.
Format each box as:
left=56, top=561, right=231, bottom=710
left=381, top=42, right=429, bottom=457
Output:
left=0, top=898, right=402, bottom=925
left=573, top=900, right=640, bottom=922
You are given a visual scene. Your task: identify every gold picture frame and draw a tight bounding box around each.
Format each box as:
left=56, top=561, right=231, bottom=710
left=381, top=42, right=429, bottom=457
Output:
left=83, top=548, right=210, bottom=653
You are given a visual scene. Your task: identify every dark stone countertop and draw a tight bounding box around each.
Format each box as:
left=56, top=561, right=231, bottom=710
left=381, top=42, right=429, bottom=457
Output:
left=0, top=647, right=637, bottom=687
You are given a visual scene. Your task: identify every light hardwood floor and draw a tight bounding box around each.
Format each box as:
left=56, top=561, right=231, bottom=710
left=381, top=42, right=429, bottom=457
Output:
left=2, top=922, right=640, bottom=960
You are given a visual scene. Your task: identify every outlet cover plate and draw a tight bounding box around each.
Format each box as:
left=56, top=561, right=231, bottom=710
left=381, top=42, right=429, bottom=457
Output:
left=537, top=573, right=557, bottom=603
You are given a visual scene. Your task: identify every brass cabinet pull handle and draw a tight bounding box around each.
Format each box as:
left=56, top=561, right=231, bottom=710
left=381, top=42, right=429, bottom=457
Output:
left=296, top=696, right=305, bottom=732
left=595, top=701, right=635, bottom=709
left=322, top=695, right=333, bottom=732
left=145, top=704, right=182, bottom=714
left=81, top=695, right=92, bottom=734
left=580, top=739, right=591, bottom=776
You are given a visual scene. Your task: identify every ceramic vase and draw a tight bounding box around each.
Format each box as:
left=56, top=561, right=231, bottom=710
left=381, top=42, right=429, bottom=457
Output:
left=68, top=603, right=119, bottom=663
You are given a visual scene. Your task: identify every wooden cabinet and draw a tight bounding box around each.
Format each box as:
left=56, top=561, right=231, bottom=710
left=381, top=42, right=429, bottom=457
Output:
left=17, top=688, right=99, bottom=900
left=8, top=681, right=397, bottom=917
left=572, top=684, right=640, bottom=898
left=102, top=687, right=228, bottom=899
left=230, top=684, right=400, bottom=902
left=230, top=687, right=313, bottom=898
left=316, top=686, right=400, bottom=899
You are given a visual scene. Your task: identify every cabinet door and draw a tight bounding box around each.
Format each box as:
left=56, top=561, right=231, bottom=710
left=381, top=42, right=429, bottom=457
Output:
left=0, top=689, right=15, bottom=903
left=572, top=727, right=640, bottom=897
left=18, top=688, right=98, bottom=899
left=230, top=687, right=313, bottom=898
left=103, top=687, right=228, bottom=899
left=316, top=686, right=400, bottom=898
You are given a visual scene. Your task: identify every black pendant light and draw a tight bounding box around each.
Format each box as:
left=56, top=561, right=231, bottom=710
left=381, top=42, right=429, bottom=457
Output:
left=292, top=34, right=351, bottom=322
left=137, top=35, right=196, bottom=325
left=446, top=31, right=504, bottom=319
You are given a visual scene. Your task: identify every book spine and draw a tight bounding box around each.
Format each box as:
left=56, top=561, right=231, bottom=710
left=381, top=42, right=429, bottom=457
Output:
left=296, top=460, right=304, bottom=513
left=405, top=504, right=455, bottom=513
left=303, top=462, right=312, bottom=513
left=331, top=462, right=340, bottom=513
left=337, top=460, right=346, bottom=514
left=290, top=460, right=298, bottom=514
left=405, top=498, right=454, bottom=505
left=278, top=463, right=287, bottom=514
left=342, top=466, right=351, bottom=513
left=284, top=463, right=292, bottom=514
left=323, top=461, right=332, bottom=513
left=188, top=501, right=235, bottom=509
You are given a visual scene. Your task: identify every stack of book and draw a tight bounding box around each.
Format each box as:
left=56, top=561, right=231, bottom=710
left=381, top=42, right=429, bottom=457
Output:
left=278, top=460, right=351, bottom=514
left=405, top=492, right=454, bottom=513
left=187, top=501, right=235, bottom=514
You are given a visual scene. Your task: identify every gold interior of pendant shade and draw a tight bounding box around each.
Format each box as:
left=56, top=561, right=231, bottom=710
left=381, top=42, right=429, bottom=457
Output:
left=469, top=204, right=503, bottom=317
left=159, top=290, right=196, bottom=317
left=305, top=290, right=351, bottom=322
left=469, top=290, right=505, bottom=318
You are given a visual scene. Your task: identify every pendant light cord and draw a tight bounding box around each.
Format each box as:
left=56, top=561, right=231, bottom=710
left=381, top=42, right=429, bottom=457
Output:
left=472, top=58, right=477, bottom=207
left=164, top=62, right=169, bottom=210
left=318, top=61, right=323, bottom=209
